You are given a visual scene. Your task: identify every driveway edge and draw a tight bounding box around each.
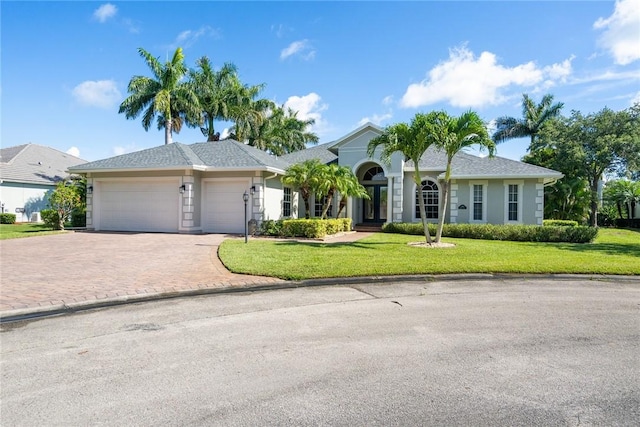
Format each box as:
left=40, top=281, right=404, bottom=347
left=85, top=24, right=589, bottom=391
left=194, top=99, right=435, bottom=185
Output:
left=1, top=273, right=638, bottom=323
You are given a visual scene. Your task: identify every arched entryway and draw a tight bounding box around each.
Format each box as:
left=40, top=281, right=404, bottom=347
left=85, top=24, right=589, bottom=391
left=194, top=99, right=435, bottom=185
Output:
left=359, top=165, right=388, bottom=223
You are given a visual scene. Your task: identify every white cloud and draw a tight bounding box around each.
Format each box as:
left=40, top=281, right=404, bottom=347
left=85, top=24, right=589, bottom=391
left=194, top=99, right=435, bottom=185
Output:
left=113, top=144, right=138, bottom=156
left=631, top=91, right=640, bottom=106
left=66, top=147, right=80, bottom=158
left=280, top=39, right=315, bottom=61
left=93, top=3, right=117, bottom=23
left=400, top=46, right=574, bottom=109
left=220, top=128, right=230, bottom=139
left=72, top=80, right=121, bottom=109
left=283, top=92, right=328, bottom=133
left=167, top=26, right=220, bottom=49
left=382, top=95, right=394, bottom=106
left=594, top=0, right=640, bottom=65
left=271, top=24, right=290, bottom=38
left=357, top=112, right=392, bottom=127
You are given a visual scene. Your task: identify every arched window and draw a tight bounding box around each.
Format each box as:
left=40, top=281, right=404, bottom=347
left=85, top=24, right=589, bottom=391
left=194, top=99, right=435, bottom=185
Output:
left=362, top=166, right=385, bottom=182
left=415, top=180, right=439, bottom=219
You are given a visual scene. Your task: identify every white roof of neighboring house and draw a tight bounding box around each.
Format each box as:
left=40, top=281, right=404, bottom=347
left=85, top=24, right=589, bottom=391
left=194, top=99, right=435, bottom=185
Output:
left=0, top=144, right=87, bottom=185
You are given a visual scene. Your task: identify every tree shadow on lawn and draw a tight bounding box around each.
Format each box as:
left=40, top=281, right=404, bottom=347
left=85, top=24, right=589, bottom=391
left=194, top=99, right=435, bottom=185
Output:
left=551, top=242, right=640, bottom=258
left=272, top=240, right=393, bottom=250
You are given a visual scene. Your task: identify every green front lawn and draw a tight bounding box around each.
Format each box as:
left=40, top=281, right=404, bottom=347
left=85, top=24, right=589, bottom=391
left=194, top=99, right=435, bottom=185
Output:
left=219, top=228, right=640, bottom=279
left=0, top=223, right=66, bottom=240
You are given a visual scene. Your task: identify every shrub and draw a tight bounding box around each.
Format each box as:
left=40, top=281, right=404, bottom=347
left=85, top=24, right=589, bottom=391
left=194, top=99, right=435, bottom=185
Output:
left=615, top=218, right=640, bottom=229
left=382, top=222, right=598, bottom=243
left=0, top=213, right=16, bottom=224
left=260, top=219, right=284, bottom=236
left=71, top=208, right=86, bottom=227
left=40, top=209, right=60, bottom=229
left=280, top=218, right=353, bottom=238
left=543, top=220, right=578, bottom=227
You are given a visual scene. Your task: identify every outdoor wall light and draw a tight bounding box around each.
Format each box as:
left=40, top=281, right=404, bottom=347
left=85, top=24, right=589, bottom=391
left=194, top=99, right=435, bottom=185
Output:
left=87, top=185, right=93, bottom=194
left=179, top=184, right=186, bottom=194
left=250, top=185, right=256, bottom=195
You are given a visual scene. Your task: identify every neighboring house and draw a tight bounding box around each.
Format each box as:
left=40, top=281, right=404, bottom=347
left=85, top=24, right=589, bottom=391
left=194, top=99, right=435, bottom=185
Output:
left=68, top=123, right=563, bottom=234
left=0, top=144, right=87, bottom=222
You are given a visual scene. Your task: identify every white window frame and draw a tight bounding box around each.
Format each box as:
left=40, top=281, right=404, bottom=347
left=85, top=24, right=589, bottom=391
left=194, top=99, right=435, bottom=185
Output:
left=282, top=187, right=292, bottom=218
left=314, top=194, right=332, bottom=218
left=413, top=178, right=440, bottom=222
left=503, top=180, right=524, bottom=224
left=469, top=180, right=488, bottom=223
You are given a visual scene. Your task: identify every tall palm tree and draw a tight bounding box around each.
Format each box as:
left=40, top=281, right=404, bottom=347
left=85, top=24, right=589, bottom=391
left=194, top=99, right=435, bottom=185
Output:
left=315, top=163, right=369, bottom=219
left=281, top=159, right=324, bottom=219
left=434, top=110, right=496, bottom=242
left=119, top=47, right=199, bottom=145
left=492, top=93, right=564, bottom=150
left=368, top=113, right=441, bottom=244
left=189, top=57, right=238, bottom=141
left=228, top=80, right=272, bottom=142
left=249, top=106, right=319, bottom=155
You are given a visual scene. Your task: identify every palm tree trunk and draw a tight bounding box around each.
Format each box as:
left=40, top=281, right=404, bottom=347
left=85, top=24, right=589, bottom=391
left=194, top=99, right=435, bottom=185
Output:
left=165, top=120, right=172, bottom=145
left=436, top=180, right=448, bottom=243
left=320, top=190, right=334, bottom=219
left=414, top=170, right=433, bottom=245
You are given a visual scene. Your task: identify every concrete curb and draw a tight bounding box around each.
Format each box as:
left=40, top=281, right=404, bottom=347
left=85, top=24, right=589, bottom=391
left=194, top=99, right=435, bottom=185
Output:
left=1, top=273, right=638, bottom=324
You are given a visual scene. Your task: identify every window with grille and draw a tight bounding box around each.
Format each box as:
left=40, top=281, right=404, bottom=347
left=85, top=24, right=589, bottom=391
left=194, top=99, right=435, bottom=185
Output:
left=473, top=184, right=483, bottom=221
left=314, top=195, right=332, bottom=218
left=415, top=180, right=438, bottom=219
left=283, top=187, right=292, bottom=217
left=508, top=184, right=518, bottom=221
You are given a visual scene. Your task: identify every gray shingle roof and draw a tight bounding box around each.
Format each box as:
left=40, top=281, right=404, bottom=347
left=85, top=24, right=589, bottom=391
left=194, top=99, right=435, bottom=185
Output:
left=279, top=142, right=338, bottom=165
left=0, top=144, right=87, bottom=185
left=69, top=139, right=290, bottom=173
left=405, top=146, right=562, bottom=179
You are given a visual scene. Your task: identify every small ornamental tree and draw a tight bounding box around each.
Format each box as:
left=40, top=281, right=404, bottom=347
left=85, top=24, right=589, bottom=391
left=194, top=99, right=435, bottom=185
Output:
left=48, top=181, right=81, bottom=230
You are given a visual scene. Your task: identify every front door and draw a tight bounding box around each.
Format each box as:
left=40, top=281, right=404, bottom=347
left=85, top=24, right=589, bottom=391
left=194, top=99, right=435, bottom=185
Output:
left=363, top=185, right=387, bottom=223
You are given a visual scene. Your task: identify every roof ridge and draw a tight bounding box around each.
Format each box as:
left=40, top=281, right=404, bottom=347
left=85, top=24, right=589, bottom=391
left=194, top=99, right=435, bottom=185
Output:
left=0, top=144, right=30, bottom=165
left=173, top=142, right=198, bottom=165
left=232, top=140, right=270, bottom=167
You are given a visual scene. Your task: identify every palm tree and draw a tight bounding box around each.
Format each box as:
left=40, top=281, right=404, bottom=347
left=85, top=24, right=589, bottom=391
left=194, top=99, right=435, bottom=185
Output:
left=493, top=93, right=564, bottom=150
left=189, top=57, right=238, bottom=141
left=604, top=180, right=640, bottom=219
left=249, top=105, right=319, bottom=155
left=228, top=80, right=272, bottom=142
left=281, top=159, right=324, bottom=219
left=315, top=163, right=369, bottom=219
left=434, top=110, right=496, bottom=242
left=368, top=113, right=441, bottom=245
left=119, top=47, right=199, bottom=145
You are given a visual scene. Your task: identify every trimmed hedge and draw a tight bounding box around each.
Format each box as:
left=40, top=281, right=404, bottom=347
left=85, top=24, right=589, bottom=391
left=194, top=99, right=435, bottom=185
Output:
left=0, top=213, right=16, bottom=224
left=261, top=218, right=352, bottom=238
left=543, top=220, right=578, bottom=227
left=382, top=222, right=598, bottom=243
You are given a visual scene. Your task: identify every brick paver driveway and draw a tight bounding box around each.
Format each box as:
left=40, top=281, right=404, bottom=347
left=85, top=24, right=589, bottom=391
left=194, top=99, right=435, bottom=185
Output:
left=0, top=232, right=284, bottom=313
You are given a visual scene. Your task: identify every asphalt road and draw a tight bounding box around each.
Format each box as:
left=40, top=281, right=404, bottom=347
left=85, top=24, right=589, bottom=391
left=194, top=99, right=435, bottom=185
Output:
left=1, top=278, right=639, bottom=426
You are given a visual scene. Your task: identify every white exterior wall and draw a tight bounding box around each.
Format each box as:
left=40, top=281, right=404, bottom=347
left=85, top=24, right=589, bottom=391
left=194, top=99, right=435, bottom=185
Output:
left=0, top=183, right=53, bottom=222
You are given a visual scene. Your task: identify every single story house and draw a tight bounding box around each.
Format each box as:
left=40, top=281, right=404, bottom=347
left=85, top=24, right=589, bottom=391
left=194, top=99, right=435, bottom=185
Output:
left=68, top=123, right=563, bottom=234
left=1, top=144, right=87, bottom=222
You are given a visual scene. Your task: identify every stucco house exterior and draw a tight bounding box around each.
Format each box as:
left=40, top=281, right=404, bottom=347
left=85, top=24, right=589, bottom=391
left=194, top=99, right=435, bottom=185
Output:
left=0, top=144, right=87, bottom=222
left=68, top=123, right=563, bottom=234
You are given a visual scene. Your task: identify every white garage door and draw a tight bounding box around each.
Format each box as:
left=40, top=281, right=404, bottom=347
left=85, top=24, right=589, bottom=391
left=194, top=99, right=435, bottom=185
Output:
left=98, top=181, right=179, bottom=232
left=203, top=180, right=248, bottom=233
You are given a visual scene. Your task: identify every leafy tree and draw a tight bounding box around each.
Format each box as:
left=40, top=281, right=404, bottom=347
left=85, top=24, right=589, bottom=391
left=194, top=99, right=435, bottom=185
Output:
left=493, top=93, right=564, bottom=150
left=315, top=163, right=368, bottom=219
left=434, top=110, right=495, bottom=242
left=522, top=143, right=591, bottom=222
left=119, top=47, right=199, bottom=145
left=529, top=105, right=640, bottom=226
left=248, top=105, right=319, bottom=155
left=368, top=113, right=441, bottom=245
left=281, top=159, right=324, bottom=219
left=48, top=180, right=81, bottom=230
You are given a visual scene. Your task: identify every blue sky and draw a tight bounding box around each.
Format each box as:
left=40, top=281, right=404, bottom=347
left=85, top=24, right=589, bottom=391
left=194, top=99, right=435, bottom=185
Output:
left=2, top=1, right=639, bottom=162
